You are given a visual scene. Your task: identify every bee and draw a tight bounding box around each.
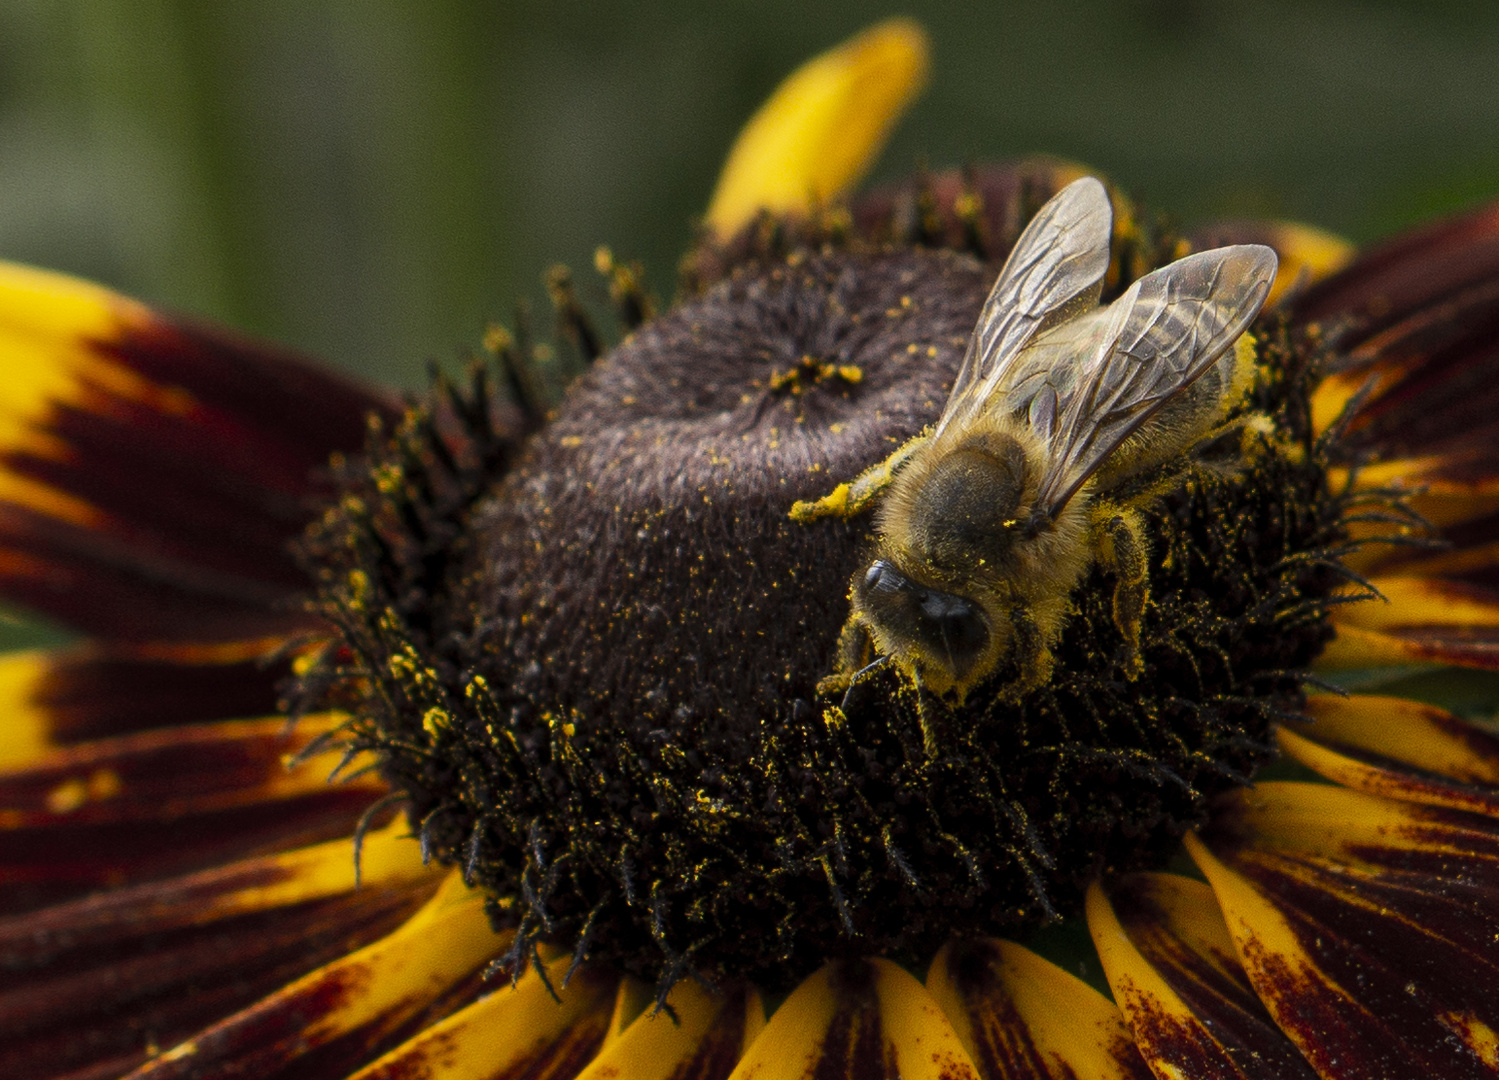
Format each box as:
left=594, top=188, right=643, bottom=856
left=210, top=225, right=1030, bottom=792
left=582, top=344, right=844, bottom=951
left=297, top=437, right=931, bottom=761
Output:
left=793, top=177, right=1278, bottom=702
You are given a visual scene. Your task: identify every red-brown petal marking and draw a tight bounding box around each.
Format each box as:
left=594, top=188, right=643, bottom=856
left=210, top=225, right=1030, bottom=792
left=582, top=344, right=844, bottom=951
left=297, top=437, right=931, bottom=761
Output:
left=0, top=714, right=383, bottom=911
left=1323, top=577, right=1499, bottom=671
left=0, top=643, right=291, bottom=770
left=1279, top=694, right=1499, bottom=816
left=126, top=871, right=506, bottom=1080
left=1191, top=782, right=1499, bottom=1078
left=0, top=262, right=395, bottom=644
left=346, top=950, right=617, bottom=1080
left=727, top=956, right=979, bottom=1080
left=1296, top=196, right=1499, bottom=440
left=1087, top=875, right=1319, bottom=1080
left=925, top=938, right=1152, bottom=1080
left=0, top=824, right=440, bottom=1080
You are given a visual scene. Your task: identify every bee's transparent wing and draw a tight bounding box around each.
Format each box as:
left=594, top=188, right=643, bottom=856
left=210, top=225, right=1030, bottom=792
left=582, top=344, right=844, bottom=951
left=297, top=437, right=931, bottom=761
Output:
left=932, top=176, right=1114, bottom=440
left=1033, top=244, right=1279, bottom=517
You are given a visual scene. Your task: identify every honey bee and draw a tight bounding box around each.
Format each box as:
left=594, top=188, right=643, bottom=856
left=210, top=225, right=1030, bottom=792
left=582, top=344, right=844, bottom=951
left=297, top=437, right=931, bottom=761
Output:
left=793, top=177, right=1278, bottom=702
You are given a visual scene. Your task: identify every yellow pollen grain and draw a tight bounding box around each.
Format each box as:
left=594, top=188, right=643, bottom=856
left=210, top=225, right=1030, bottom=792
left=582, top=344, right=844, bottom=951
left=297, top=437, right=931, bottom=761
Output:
left=560, top=435, right=583, bottom=448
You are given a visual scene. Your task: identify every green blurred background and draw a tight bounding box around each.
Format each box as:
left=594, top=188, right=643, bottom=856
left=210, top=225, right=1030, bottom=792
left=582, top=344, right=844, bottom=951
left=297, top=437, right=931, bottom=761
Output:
left=4, top=0, right=1499, bottom=388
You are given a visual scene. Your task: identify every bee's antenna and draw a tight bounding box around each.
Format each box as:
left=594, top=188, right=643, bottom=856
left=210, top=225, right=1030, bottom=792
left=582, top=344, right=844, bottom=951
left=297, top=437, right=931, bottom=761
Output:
left=840, top=655, right=890, bottom=712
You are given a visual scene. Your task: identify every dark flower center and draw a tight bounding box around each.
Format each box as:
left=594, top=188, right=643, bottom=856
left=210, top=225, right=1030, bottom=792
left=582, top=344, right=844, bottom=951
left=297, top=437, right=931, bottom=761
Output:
left=301, top=210, right=1345, bottom=993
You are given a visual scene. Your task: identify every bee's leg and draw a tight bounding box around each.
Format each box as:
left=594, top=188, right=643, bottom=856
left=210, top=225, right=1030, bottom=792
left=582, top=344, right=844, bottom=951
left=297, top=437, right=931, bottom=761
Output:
left=817, top=618, right=874, bottom=699
left=1004, top=604, right=1053, bottom=696
left=1094, top=504, right=1149, bottom=672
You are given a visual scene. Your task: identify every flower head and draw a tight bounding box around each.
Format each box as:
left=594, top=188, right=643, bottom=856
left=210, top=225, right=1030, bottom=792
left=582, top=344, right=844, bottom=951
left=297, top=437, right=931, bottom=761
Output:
left=4, top=21, right=1499, bottom=1080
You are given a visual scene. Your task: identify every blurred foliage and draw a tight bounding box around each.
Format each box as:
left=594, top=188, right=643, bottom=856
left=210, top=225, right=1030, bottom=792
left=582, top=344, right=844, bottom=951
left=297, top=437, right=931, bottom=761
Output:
left=3, top=0, right=1499, bottom=387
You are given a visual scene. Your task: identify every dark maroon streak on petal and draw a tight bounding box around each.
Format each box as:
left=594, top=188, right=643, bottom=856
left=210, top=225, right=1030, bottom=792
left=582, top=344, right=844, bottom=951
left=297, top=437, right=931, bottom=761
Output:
left=1374, top=625, right=1499, bottom=669
left=0, top=796, right=378, bottom=916
left=33, top=648, right=285, bottom=743
left=944, top=939, right=1152, bottom=1080
left=0, top=723, right=380, bottom=828
left=0, top=505, right=313, bottom=642
left=0, top=316, right=396, bottom=643
left=1295, top=200, right=1499, bottom=340
left=1205, top=801, right=1499, bottom=1078
left=0, top=882, right=433, bottom=1080
left=1107, top=878, right=1318, bottom=1080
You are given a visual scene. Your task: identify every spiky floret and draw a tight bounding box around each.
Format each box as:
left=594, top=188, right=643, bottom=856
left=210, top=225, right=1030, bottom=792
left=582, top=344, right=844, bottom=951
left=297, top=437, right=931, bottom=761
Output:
left=296, top=181, right=1375, bottom=995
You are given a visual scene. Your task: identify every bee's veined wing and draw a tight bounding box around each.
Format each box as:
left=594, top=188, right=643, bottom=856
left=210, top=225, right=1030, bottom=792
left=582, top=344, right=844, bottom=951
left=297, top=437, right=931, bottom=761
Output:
left=931, top=176, right=1114, bottom=440
left=1033, top=244, right=1278, bottom=517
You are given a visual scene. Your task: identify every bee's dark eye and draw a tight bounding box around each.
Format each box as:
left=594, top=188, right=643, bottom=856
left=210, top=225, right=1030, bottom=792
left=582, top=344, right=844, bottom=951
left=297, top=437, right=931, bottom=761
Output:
left=864, top=562, right=885, bottom=589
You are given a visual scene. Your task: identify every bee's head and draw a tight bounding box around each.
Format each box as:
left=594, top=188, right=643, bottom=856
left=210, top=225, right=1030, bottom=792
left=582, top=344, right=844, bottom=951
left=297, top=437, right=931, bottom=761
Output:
left=854, top=559, right=992, bottom=690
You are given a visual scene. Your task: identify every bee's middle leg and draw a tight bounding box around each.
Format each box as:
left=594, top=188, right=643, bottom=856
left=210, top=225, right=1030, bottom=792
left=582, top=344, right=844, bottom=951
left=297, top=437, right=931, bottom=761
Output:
left=1092, top=503, right=1149, bottom=671
left=1002, top=603, right=1053, bottom=697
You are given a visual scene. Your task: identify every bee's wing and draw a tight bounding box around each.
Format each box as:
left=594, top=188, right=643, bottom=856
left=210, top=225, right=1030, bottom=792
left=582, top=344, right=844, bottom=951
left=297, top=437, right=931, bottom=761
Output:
left=932, top=176, right=1113, bottom=440
left=1033, top=244, right=1279, bottom=517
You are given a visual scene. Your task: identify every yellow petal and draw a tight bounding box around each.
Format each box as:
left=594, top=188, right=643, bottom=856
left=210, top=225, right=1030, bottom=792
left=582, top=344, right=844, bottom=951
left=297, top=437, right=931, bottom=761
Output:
left=1300, top=693, right=1499, bottom=786
left=1336, top=576, right=1499, bottom=631
left=705, top=19, right=930, bottom=237
left=347, top=949, right=616, bottom=1080
left=1279, top=694, right=1499, bottom=816
left=1322, top=576, right=1499, bottom=671
left=1263, top=222, right=1355, bottom=307
left=1188, top=785, right=1499, bottom=1078
left=0, top=651, right=52, bottom=770
left=1086, top=875, right=1318, bottom=1079
left=0, top=262, right=155, bottom=528
left=926, top=937, right=1152, bottom=1080
left=728, top=956, right=979, bottom=1080
left=139, top=870, right=506, bottom=1078
left=575, top=979, right=763, bottom=1080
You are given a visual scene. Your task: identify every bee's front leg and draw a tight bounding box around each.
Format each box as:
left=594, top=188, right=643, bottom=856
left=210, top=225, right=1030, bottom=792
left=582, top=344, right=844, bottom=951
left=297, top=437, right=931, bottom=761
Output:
left=817, top=617, right=875, bottom=699
left=1093, top=503, right=1149, bottom=673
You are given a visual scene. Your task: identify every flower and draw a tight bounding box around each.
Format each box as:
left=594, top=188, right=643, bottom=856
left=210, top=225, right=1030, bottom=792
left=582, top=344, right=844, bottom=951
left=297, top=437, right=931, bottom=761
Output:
left=4, top=18, right=1499, bottom=1080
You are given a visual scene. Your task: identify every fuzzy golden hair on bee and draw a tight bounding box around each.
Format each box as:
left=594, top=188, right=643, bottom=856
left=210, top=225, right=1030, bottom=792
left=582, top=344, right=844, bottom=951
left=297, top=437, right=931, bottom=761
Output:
left=804, top=176, right=1278, bottom=702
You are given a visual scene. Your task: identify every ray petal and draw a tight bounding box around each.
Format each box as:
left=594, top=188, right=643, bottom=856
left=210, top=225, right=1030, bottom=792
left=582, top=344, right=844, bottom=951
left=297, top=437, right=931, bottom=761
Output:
left=126, top=870, right=507, bottom=1080
left=1324, top=576, right=1499, bottom=671
left=925, top=937, right=1152, bottom=1080
left=572, top=979, right=762, bottom=1080
left=346, top=950, right=617, bottom=1080
left=1279, top=694, right=1499, bottom=816
left=1190, top=782, right=1499, bottom=1078
left=705, top=19, right=929, bottom=237
left=0, top=642, right=291, bottom=770
left=1087, top=874, right=1318, bottom=1080
left=0, top=714, right=383, bottom=911
left=727, top=956, right=980, bottom=1080
left=0, top=823, right=440, bottom=1080
left=0, top=261, right=395, bottom=643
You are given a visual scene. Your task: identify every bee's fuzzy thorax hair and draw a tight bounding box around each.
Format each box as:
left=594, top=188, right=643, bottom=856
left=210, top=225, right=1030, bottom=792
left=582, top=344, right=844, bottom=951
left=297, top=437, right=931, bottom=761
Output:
left=297, top=177, right=1361, bottom=995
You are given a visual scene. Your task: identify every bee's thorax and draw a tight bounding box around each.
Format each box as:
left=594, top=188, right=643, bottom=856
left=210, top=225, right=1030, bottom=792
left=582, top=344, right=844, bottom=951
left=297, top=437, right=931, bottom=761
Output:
left=880, top=426, right=1036, bottom=581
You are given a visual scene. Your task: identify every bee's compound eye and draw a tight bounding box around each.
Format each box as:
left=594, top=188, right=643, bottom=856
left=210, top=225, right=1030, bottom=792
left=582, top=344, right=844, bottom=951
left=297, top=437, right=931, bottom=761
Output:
left=864, top=562, right=885, bottom=589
